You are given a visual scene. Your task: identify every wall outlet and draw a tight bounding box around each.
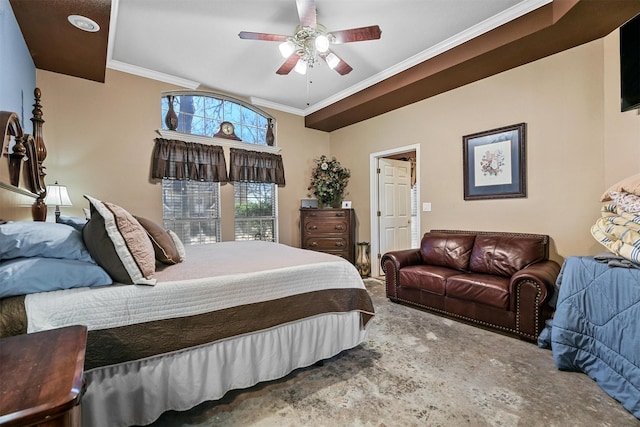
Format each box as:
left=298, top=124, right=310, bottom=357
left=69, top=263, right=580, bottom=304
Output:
left=422, top=202, right=432, bottom=212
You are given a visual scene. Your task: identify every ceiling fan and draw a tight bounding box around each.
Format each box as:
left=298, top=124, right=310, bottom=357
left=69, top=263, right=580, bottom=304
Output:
left=238, top=0, right=381, bottom=76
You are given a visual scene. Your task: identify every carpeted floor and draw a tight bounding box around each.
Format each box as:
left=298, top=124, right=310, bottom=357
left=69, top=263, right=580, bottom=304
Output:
left=149, top=278, right=639, bottom=426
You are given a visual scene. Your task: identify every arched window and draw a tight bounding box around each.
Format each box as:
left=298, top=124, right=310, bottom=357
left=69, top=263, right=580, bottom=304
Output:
left=161, top=91, right=274, bottom=146
left=159, top=91, right=279, bottom=243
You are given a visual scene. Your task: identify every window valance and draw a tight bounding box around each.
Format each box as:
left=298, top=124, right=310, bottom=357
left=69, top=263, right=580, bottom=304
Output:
left=229, top=148, right=286, bottom=187
left=152, top=138, right=228, bottom=182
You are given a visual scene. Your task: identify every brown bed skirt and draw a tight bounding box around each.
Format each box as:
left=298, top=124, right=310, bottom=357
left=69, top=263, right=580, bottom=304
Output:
left=1, top=288, right=374, bottom=370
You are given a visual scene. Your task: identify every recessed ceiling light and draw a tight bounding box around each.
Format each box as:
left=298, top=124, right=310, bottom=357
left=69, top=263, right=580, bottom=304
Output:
left=67, top=15, right=100, bottom=32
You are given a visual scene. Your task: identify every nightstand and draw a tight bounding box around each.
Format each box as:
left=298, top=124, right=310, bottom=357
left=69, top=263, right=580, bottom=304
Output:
left=0, top=325, right=88, bottom=427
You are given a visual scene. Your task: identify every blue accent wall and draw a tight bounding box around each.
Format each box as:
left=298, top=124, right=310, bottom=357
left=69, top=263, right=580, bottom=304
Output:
left=0, top=0, right=35, bottom=133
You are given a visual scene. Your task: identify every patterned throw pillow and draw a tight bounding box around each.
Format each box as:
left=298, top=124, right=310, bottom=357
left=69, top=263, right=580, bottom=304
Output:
left=82, top=195, right=156, bottom=285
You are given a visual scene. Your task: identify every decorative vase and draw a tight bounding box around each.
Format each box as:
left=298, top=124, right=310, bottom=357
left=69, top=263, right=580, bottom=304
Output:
left=356, top=242, right=371, bottom=278
left=266, top=118, right=275, bottom=146
left=165, top=95, right=178, bottom=130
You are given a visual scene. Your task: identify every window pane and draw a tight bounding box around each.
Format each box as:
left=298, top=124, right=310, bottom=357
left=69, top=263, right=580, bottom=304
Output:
left=204, top=119, right=218, bottom=137
left=240, top=125, right=258, bottom=144
left=190, top=116, right=205, bottom=136
left=162, top=179, right=221, bottom=244
left=241, top=106, right=258, bottom=126
left=224, top=101, right=241, bottom=123
left=235, top=218, right=274, bottom=241
left=234, top=182, right=276, bottom=241
left=188, top=95, right=202, bottom=117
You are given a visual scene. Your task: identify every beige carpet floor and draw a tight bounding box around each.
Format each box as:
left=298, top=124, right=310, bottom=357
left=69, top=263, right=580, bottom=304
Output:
left=147, top=278, right=639, bottom=426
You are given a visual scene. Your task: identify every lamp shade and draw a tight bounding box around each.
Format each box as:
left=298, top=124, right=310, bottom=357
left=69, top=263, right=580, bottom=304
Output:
left=44, top=182, right=72, bottom=207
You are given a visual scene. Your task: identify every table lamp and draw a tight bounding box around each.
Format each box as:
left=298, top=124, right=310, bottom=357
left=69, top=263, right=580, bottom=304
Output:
left=44, top=181, right=72, bottom=222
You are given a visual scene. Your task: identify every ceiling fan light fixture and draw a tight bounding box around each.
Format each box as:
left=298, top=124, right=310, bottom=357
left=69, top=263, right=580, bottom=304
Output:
left=315, top=34, right=329, bottom=53
left=279, top=40, right=296, bottom=58
left=294, top=58, right=308, bottom=75
left=326, top=52, right=340, bottom=70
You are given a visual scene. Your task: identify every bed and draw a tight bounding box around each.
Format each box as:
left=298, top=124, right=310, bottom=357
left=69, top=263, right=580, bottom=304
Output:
left=549, top=255, right=640, bottom=419
left=0, top=90, right=375, bottom=427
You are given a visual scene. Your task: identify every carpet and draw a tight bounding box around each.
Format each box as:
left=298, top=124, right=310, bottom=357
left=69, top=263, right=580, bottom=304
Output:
left=148, top=278, right=639, bottom=426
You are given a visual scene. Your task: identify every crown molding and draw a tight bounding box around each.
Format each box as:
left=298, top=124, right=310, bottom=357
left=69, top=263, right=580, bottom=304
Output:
left=250, top=97, right=306, bottom=116
left=107, top=60, right=200, bottom=89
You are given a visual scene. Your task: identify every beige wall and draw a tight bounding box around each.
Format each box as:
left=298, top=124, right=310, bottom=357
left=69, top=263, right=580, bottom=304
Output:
left=36, top=28, right=639, bottom=260
left=330, top=32, right=638, bottom=263
left=36, top=69, right=330, bottom=247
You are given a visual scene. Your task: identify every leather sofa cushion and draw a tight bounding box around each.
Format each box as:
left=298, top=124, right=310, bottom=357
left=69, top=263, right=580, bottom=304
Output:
left=399, top=265, right=462, bottom=295
left=446, top=273, right=510, bottom=309
left=420, top=232, right=476, bottom=271
left=469, top=235, right=547, bottom=277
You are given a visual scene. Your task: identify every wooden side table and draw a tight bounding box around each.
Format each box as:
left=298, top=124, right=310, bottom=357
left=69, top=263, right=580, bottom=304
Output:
left=0, top=325, right=87, bottom=427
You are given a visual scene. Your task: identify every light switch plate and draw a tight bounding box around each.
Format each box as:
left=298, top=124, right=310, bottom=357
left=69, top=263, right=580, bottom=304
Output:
left=422, top=202, right=432, bottom=212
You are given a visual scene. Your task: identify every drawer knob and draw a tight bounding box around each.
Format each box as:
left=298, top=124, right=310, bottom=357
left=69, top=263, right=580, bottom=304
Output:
left=310, top=225, right=318, bottom=230
left=334, top=225, right=344, bottom=231
left=336, top=213, right=345, bottom=217
left=335, top=242, right=344, bottom=247
left=309, top=242, right=318, bottom=247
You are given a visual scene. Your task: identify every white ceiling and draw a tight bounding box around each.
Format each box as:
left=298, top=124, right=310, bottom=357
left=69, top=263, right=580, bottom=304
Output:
left=107, top=0, right=550, bottom=116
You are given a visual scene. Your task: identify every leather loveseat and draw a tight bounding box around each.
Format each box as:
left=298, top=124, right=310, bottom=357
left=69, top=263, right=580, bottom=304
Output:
left=381, top=230, right=561, bottom=342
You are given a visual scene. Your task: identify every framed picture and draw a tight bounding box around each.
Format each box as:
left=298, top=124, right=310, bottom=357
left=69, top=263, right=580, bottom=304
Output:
left=463, top=123, right=526, bottom=200
left=341, top=201, right=352, bottom=208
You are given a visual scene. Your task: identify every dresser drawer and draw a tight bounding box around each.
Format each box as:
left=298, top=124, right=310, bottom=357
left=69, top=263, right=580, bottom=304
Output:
left=301, top=210, right=349, bottom=220
left=302, top=236, right=349, bottom=251
left=303, top=219, right=349, bottom=235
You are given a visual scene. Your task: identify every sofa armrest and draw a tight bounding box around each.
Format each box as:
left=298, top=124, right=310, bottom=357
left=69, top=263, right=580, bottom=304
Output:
left=510, top=260, right=561, bottom=304
left=509, top=260, right=561, bottom=338
left=381, top=249, right=422, bottom=299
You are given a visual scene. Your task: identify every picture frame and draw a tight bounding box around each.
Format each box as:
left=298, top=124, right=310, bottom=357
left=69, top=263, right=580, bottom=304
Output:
left=341, top=200, right=352, bottom=208
left=463, top=123, right=526, bottom=200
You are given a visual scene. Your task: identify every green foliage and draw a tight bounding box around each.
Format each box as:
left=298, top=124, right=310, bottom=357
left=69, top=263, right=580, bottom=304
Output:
left=307, top=155, right=350, bottom=207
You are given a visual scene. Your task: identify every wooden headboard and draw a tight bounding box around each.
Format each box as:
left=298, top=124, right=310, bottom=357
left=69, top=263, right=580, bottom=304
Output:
left=0, top=88, right=48, bottom=222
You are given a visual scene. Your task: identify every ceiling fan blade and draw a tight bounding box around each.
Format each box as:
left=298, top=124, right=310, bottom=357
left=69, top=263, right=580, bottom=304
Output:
left=296, top=0, right=316, bottom=28
left=321, top=50, right=353, bottom=75
left=330, top=25, right=382, bottom=44
left=276, top=54, right=300, bottom=75
left=238, top=31, right=288, bottom=42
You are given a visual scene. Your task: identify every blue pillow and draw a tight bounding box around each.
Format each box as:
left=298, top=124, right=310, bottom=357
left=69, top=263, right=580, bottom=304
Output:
left=0, top=221, right=94, bottom=263
left=57, top=216, right=88, bottom=232
left=0, top=257, right=112, bottom=298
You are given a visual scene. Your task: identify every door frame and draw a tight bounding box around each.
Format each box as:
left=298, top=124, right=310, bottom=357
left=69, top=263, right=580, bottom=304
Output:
left=369, top=143, right=421, bottom=277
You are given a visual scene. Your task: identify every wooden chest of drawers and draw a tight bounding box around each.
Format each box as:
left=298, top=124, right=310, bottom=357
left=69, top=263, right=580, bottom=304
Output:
left=300, top=208, right=355, bottom=263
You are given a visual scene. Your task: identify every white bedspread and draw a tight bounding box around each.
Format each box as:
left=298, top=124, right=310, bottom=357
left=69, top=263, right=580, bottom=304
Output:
left=25, top=241, right=366, bottom=333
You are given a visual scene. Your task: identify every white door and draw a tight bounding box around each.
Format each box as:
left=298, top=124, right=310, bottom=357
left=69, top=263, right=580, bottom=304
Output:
left=378, top=158, right=412, bottom=259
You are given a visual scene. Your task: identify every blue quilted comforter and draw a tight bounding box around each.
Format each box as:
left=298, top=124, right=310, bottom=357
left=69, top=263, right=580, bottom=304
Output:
left=551, top=256, right=640, bottom=418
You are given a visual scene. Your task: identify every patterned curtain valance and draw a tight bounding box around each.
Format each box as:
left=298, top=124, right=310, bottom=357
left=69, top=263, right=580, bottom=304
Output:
left=152, top=138, right=228, bottom=182
left=229, top=147, right=286, bottom=187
